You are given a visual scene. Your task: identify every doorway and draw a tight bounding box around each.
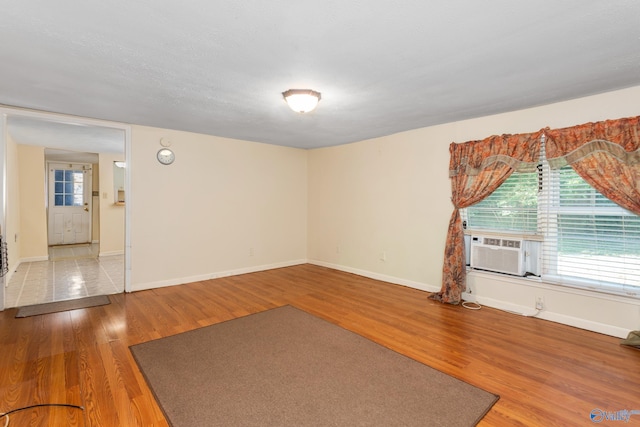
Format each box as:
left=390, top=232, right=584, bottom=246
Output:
left=0, top=108, right=131, bottom=310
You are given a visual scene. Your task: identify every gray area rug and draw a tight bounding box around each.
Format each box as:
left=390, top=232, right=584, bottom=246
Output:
left=15, top=295, right=111, bottom=318
left=131, top=305, right=498, bottom=426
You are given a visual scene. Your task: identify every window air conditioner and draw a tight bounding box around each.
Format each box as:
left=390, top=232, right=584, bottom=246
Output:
left=469, top=235, right=526, bottom=276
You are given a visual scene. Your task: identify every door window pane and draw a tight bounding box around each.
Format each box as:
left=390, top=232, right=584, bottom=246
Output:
left=53, top=169, right=84, bottom=207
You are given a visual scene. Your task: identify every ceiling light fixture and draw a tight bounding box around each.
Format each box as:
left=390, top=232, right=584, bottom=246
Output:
left=282, top=89, right=321, bottom=113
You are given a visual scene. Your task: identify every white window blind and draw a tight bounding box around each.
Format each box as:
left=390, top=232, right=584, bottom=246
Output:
left=465, top=171, right=538, bottom=234
left=539, top=165, right=640, bottom=296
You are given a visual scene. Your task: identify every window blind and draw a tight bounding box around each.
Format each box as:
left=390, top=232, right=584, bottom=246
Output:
left=465, top=171, right=538, bottom=234
left=540, top=166, right=640, bottom=296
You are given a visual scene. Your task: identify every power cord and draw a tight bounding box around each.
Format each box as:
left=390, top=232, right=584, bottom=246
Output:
left=462, top=300, right=541, bottom=317
left=462, top=301, right=482, bottom=310
left=0, top=403, right=84, bottom=426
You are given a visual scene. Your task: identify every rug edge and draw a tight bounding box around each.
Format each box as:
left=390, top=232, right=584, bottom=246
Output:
left=473, top=394, right=500, bottom=426
left=129, top=305, right=294, bottom=350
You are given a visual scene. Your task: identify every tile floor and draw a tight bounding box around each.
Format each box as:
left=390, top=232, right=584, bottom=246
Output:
left=5, top=244, right=124, bottom=308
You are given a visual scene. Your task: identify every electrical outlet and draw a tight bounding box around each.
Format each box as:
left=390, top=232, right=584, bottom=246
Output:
left=249, top=247, right=254, bottom=257
left=380, top=251, right=387, bottom=261
left=535, top=296, right=544, bottom=310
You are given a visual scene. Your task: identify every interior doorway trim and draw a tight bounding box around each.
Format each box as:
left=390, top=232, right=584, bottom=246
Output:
left=0, top=106, right=132, bottom=298
left=0, top=114, right=7, bottom=312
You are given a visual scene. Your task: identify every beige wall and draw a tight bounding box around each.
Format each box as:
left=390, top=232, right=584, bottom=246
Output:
left=5, top=134, right=20, bottom=274
left=308, top=127, right=452, bottom=287
left=308, top=85, right=640, bottom=337
left=129, top=126, right=308, bottom=290
left=17, top=145, right=48, bottom=260
left=98, top=154, right=125, bottom=256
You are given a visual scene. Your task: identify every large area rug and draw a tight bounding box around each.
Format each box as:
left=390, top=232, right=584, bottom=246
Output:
left=16, top=295, right=111, bottom=318
left=130, top=305, right=498, bottom=426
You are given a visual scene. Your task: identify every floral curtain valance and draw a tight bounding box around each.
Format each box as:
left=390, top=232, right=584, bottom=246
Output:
left=545, top=115, right=640, bottom=216
left=545, top=116, right=640, bottom=169
left=450, top=133, right=541, bottom=178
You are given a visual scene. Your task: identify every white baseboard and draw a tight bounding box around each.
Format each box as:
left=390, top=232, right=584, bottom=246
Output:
left=463, top=293, right=631, bottom=338
left=132, top=259, right=633, bottom=339
left=131, top=259, right=307, bottom=292
left=312, top=261, right=632, bottom=339
left=308, top=260, right=441, bottom=293
left=99, top=250, right=124, bottom=257
left=20, top=256, right=49, bottom=263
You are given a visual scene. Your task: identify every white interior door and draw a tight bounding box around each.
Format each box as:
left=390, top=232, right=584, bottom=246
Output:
left=47, top=162, right=92, bottom=245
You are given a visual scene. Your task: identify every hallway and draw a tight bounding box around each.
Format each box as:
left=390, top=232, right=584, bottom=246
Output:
left=5, top=244, right=123, bottom=308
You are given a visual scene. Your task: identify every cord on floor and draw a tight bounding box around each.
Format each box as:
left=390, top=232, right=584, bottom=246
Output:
left=462, top=300, right=542, bottom=317
left=0, top=403, right=84, bottom=426
left=462, top=301, right=482, bottom=310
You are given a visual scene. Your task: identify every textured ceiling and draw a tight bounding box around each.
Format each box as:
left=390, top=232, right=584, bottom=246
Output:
left=2, top=1, right=640, bottom=150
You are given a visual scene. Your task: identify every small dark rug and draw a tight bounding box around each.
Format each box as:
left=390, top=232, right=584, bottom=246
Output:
left=130, top=305, right=498, bottom=426
left=16, top=295, right=111, bottom=318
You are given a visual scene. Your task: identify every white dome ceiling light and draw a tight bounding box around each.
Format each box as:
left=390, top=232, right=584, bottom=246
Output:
left=282, top=89, right=321, bottom=113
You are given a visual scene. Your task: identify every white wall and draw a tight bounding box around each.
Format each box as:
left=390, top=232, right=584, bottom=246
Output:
left=17, top=145, right=48, bottom=261
left=5, top=133, right=20, bottom=278
left=129, top=126, right=308, bottom=291
left=98, top=153, right=125, bottom=256
left=308, top=127, right=452, bottom=289
left=308, top=85, right=640, bottom=338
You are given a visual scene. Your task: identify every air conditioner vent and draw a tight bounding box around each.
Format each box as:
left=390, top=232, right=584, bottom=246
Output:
left=501, top=239, right=521, bottom=249
left=483, top=237, right=501, bottom=246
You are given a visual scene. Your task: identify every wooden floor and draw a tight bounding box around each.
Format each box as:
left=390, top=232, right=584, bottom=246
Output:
left=1, top=264, right=639, bottom=426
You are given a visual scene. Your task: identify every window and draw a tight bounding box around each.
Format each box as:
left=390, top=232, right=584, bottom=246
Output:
left=464, top=145, right=640, bottom=298
left=464, top=171, right=538, bottom=234
left=53, top=169, right=84, bottom=207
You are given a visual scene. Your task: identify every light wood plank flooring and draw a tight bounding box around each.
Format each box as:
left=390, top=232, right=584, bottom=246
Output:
left=0, top=264, right=638, bottom=426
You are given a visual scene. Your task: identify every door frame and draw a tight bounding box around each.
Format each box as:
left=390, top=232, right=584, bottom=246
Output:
left=0, top=114, right=6, bottom=311
left=0, top=107, right=132, bottom=309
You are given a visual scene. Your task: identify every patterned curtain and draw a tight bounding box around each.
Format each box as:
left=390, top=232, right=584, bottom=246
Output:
left=544, top=116, right=640, bottom=216
left=429, top=131, right=542, bottom=304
